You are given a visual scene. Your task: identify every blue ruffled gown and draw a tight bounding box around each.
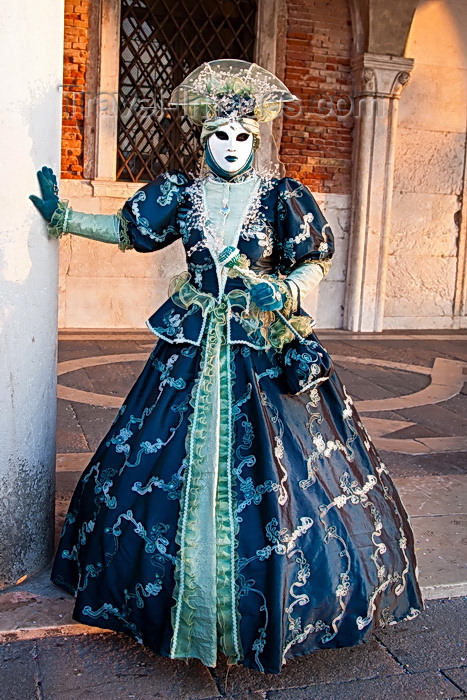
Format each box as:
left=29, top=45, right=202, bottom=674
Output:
left=51, top=170, right=423, bottom=673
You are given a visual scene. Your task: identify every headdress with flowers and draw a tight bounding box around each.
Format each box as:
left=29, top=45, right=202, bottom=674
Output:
left=170, top=59, right=298, bottom=126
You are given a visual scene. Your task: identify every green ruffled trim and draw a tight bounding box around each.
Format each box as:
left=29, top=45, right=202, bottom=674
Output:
left=171, top=314, right=221, bottom=665
left=170, top=307, right=242, bottom=666
left=216, top=342, right=242, bottom=662
left=170, top=271, right=310, bottom=353
left=268, top=314, right=314, bottom=352
left=316, top=258, right=332, bottom=276
left=47, top=200, right=70, bottom=239
left=116, top=209, right=133, bottom=251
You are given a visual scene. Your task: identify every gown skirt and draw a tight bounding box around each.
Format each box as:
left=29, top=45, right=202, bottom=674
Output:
left=51, top=319, right=423, bottom=674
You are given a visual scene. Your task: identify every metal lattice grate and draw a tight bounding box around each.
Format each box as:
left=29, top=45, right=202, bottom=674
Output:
left=117, top=0, right=257, bottom=182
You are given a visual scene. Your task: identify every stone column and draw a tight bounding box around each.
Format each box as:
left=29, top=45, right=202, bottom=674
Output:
left=344, top=53, right=414, bottom=332
left=254, top=0, right=286, bottom=174
left=94, top=0, right=121, bottom=181
left=0, top=1, right=63, bottom=587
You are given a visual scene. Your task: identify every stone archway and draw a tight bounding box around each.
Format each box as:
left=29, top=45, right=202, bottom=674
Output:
left=343, top=0, right=417, bottom=331
left=347, top=0, right=419, bottom=57
left=386, top=0, right=467, bottom=330
left=344, top=0, right=467, bottom=332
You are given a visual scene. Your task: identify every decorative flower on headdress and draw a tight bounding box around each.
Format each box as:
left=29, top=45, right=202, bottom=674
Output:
left=170, top=59, right=298, bottom=125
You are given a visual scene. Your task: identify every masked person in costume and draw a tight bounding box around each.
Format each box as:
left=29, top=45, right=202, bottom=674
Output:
left=30, top=60, right=423, bottom=674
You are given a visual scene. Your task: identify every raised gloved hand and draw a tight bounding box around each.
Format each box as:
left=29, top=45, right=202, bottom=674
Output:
left=29, top=166, right=59, bottom=222
left=250, top=281, right=286, bottom=311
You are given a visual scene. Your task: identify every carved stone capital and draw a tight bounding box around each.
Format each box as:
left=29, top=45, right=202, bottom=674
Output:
left=352, top=53, right=414, bottom=100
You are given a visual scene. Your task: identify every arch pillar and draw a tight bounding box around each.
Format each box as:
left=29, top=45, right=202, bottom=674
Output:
left=0, top=1, right=63, bottom=586
left=254, top=0, right=287, bottom=174
left=344, top=53, right=414, bottom=331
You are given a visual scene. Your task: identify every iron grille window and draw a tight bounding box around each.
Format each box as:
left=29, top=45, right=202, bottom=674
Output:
left=117, top=0, right=257, bottom=182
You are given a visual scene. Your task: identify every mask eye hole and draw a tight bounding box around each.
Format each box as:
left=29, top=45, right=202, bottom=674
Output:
left=236, top=133, right=250, bottom=142
left=215, top=130, right=228, bottom=140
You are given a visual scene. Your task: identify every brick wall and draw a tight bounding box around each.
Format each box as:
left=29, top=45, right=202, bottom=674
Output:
left=280, top=0, right=354, bottom=194
left=60, top=0, right=353, bottom=190
left=61, top=0, right=89, bottom=179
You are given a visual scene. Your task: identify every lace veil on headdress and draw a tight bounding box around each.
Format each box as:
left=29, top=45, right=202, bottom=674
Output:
left=169, top=59, right=298, bottom=129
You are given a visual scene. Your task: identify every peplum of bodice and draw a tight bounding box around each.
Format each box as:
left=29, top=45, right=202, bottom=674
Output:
left=120, top=170, right=334, bottom=349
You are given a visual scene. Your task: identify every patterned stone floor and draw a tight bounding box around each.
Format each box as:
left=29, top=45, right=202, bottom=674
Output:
left=56, top=329, right=467, bottom=464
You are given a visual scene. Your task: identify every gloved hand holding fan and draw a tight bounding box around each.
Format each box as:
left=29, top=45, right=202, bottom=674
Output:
left=219, top=245, right=334, bottom=394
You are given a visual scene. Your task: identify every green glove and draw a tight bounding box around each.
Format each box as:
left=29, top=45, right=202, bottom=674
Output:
left=29, top=166, right=59, bottom=222
left=29, top=165, right=131, bottom=250
left=250, top=280, right=286, bottom=311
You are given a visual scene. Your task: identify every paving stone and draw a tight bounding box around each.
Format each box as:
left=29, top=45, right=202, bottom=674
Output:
left=58, top=340, right=103, bottom=362
left=56, top=470, right=83, bottom=501
left=58, top=361, right=145, bottom=399
left=374, top=598, right=467, bottom=672
left=382, top=423, right=446, bottom=440
left=56, top=453, right=93, bottom=471
left=56, top=399, right=89, bottom=453
left=95, top=339, right=146, bottom=354
left=410, top=515, right=467, bottom=590
left=0, top=567, right=77, bottom=633
left=0, top=639, right=40, bottom=700
left=330, top=339, right=435, bottom=369
left=224, top=695, right=268, bottom=700
left=55, top=471, right=89, bottom=546
left=393, top=476, right=467, bottom=595
left=0, top=589, right=75, bottom=631
left=378, top=450, right=467, bottom=479
left=397, top=404, right=467, bottom=439
left=347, top=361, right=430, bottom=398
left=211, top=639, right=402, bottom=695
left=395, top=475, right=467, bottom=517
left=443, top=666, right=467, bottom=693
left=56, top=495, right=72, bottom=547
left=266, top=670, right=464, bottom=700
left=360, top=408, right=409, bottom=423
left=83, top=359, right=146, bottom=396
left=36, top=633, right=219, bottom=700
left=198, top=694, right=265, bottom=700
left=439, top=393, right=467, bottom=420
left=331, top=365, right=369, bottom=400
left=408, top=339, right=467, bottom=365
left=334, top=363, right=399, bottom=401
left=4, top=564, right=69, bottom=601
left=358, top=337, right=466, bottom=365
left=59, top=367, right=96, bottom=392
left=70, top=403, right=119, bottom=451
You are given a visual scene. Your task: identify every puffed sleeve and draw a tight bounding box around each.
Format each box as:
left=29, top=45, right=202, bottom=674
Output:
left=120, top=171, right=188, bottom=253
left=276, top=177, right=334, bottom=276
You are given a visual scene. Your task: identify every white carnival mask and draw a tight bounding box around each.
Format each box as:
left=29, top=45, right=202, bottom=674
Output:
left=207, top=121, right=254, bottom=174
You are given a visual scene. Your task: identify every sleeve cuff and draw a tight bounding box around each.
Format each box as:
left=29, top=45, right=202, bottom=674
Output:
left=116, top=209, right=133, bottom=251
left=47, top=200, right=70, bottom=239
left=285, top=261, right=327, bottom=305
left=284, top=279, right=300, bottom=312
